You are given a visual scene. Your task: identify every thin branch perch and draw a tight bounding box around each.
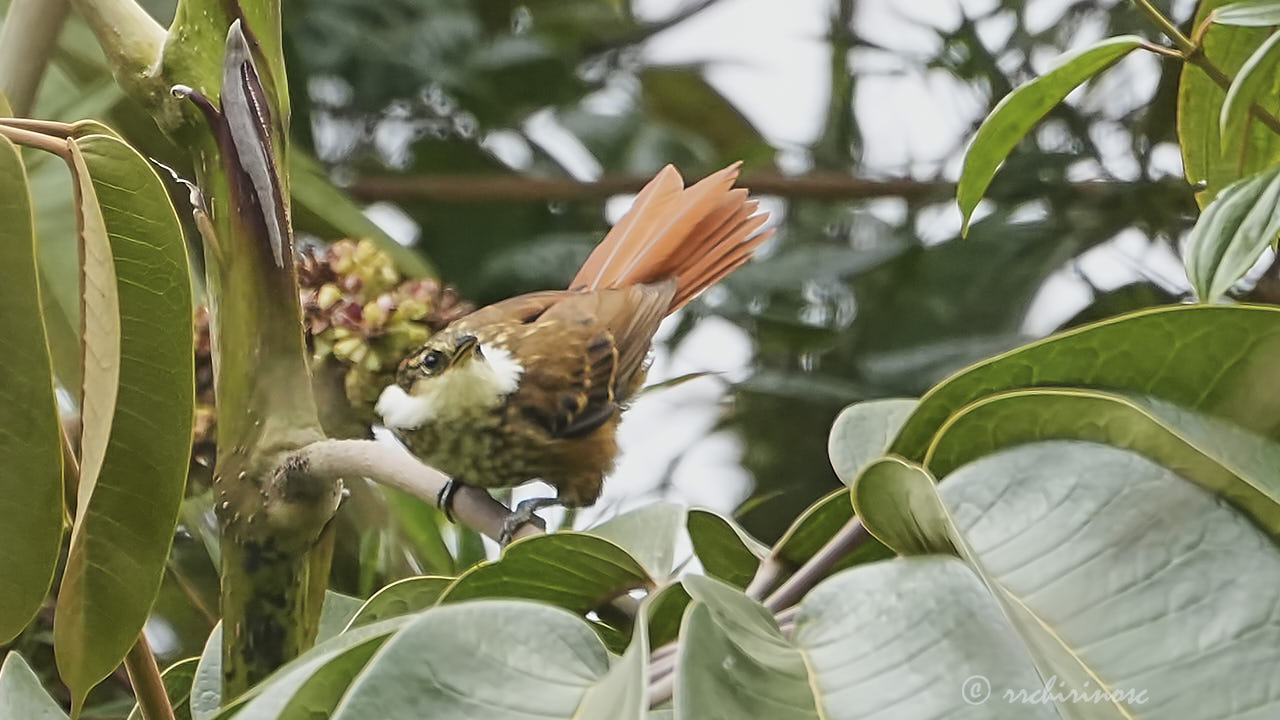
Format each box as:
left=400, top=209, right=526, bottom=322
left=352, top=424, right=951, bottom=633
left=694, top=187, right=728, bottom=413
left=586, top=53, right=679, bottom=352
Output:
left=281, top=439, right=541, bottom=543
left=763, top=518, right=870, bottom=612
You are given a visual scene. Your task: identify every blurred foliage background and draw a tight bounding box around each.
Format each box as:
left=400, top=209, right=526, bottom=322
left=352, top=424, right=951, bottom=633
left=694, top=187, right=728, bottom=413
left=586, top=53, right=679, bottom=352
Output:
left=2, top=0, right=1208, bottom=715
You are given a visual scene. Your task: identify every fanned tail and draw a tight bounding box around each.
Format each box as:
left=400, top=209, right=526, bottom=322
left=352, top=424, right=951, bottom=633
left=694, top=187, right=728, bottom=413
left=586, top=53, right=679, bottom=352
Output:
left=569, top=162, right=772, bottom=312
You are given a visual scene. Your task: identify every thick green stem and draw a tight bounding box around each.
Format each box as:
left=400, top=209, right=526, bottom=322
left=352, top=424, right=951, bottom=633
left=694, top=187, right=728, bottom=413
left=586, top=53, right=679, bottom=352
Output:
left=67, top=0, right=165, bottom=107
left=0, top=0, right=71, bottom=115
left=218, top=534, right=328, bottom=693
left=71, top=0, right=339, bottom=697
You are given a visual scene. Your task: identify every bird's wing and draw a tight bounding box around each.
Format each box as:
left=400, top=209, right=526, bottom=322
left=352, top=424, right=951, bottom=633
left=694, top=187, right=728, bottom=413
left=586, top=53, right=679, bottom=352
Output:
left=542, top=281, right=676, bottom=396
left=498, top=283, right=674, bottom=440
left=451, top=290, right=569, bottom=330
left=508, top=322, right=620, bottom=439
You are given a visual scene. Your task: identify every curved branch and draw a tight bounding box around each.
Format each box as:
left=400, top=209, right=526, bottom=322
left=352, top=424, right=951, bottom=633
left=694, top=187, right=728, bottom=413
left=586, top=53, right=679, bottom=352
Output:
left=281, top=439, right=540, bottom=543
left=762, top=518, right=870, bottom=612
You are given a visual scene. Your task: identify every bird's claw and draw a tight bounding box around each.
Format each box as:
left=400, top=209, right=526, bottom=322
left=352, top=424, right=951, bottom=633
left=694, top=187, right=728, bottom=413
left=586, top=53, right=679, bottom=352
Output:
left=497, top=498, right=558, bottom=546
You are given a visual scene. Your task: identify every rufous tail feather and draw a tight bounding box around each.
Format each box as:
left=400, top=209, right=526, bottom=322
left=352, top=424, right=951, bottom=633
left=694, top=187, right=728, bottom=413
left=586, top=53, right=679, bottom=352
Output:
left=570, top=162, right=773, bottom=312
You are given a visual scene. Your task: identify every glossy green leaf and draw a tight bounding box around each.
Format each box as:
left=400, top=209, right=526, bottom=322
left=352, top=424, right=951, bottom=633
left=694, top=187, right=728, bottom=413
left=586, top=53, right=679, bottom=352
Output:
left=676, top=563, right=1049, bottom=719
left=1215, top=0, right=1280, bottom=26
left=127, top=657, right=198, bottom=720
left=214, top=618, right=409, bottom=720
left=437, top=532, right=650, bottom=613
left=191, top=590, right=362, bottom=720
left=588, top=502, right=685, bottom=579
left=686, top=509, right=766, bottom=588
left=55, top=134, right=194, bottom=710
left=330, top=601, right=613, bottom=719
left=0, top=134, right=63, bottom=644
left=826, top=398, right=916, bottom=485
left=1221, top=32, right=1280, bottom=155
left=1185, top=165, right=1280, bottom=301
left=578, top=591, right=650, bottom=720
left=646, top=582, right=691, bottom=651
left=1181, top=0, right=1280, bottom=203
left=345, top=576, right=452, bottom=629
left=677, top=574, right=819, bottom=719
left=957, top=36, right=1145, bottom=233
left=925, top=389, right=1280, bottom=538
left=892, top=305, right=1280, bottom=460
left=856, top=440, right=1280, bottom=715
left=317, top=591, right=364, bottom=642
left=852, top=458, right=954, bottom=557
left=0, top=652, right=67, bottom=720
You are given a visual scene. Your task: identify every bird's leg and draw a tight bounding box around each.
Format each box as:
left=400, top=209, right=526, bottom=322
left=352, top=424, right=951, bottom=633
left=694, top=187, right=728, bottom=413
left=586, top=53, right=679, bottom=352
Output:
left=436, top=477, right=464, bottom=523
left=498, top=497, right=562, bottom=545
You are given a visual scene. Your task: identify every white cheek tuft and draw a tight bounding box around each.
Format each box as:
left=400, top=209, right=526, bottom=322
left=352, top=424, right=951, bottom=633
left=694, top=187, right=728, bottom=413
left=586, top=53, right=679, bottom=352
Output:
left=375, top=384, right=434, bottom=430
left=480, top=344, right=523, bottom=394
left=375, top=346, right=524, bottom=428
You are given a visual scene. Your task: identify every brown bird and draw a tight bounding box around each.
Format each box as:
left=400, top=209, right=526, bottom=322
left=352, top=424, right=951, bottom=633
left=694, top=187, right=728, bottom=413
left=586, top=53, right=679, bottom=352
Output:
left=376, top=162, right=772, bottom=541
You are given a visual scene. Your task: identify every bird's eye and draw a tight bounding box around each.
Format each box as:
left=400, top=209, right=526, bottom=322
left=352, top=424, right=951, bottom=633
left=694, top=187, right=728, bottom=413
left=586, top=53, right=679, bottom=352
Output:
left=422, top=351, right=444, bottom=373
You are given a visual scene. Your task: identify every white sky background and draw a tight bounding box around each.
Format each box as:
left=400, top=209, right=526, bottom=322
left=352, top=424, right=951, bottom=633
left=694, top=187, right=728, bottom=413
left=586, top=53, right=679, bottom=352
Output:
left=367, top=0, right=1208, bottom=547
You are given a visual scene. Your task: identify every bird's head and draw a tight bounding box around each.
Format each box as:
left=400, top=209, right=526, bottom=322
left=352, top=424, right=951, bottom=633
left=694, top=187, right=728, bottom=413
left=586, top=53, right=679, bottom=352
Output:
left=375, top=330, right=524, bottom=430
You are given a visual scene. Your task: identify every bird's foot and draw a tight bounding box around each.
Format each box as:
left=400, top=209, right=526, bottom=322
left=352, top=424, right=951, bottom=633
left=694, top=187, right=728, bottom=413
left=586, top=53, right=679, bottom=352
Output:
left=498, top=497, right=561, bottom=546
left=436, top=478, right=462, bottom=523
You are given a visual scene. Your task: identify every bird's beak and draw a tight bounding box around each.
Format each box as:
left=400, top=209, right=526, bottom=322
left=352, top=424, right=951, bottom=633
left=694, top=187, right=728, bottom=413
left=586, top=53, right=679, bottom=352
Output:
left=452, top=335, right=481, bottom=365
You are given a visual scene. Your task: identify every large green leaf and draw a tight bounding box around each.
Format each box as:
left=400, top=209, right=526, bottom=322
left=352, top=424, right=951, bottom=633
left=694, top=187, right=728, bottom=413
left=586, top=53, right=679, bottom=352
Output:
left=213, top=619, right=410, bottom=720
left=855, top=441, right=1280, bottom=716
left=345, top=576, right=452, bottom=629
left=317, top=591, right=364, bottom=642
left=190, top=590, right=363, bottom=720
left=924, top=389, right=1280, bottom=538
left=577, top=592, right=650, bottom=720
left=437, top=532, right=650, bottom=613
left=676, top=575, right=820, bottom=719
left=329, top=601, right=616, bottom=719
left=686, top=509, right=767, bottom=588
left=957, top=36, right=1145, bottom=232
left=891, top=305, right=1280, bottom=460
left=1220, top=32, right=1280, bottom=155
left=0, top=652, right=67, bottom=720
left=1184, top=165, right=1280, bottom=301
left=588, top=502, right=685, bottom=580
left=675, top=562, right=1051, bottom=719
left=0, top=134, right=63, bottom=644
left=55, top=133, right=195, bottom=710
left=1216, top=0, right=1280, bottom=25
left=826, top=398, right=916, bottom=485
left=1180, top=0, right=1280, bottom=204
